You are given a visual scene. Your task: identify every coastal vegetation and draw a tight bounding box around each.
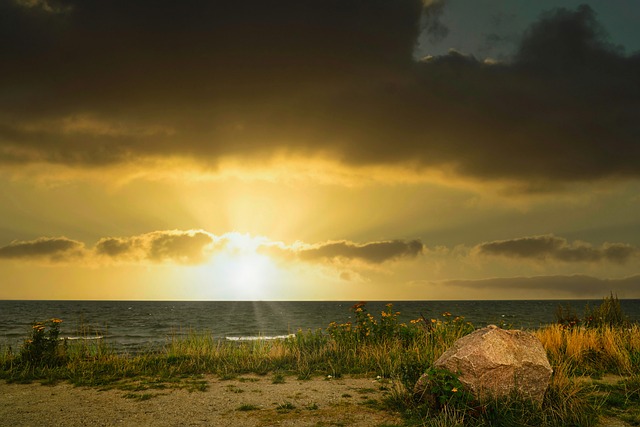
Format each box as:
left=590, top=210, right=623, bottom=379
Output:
left=1, top=294, right=639, bottom=426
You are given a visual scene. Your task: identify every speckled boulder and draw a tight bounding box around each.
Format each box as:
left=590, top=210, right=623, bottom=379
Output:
left=417, top=325, right=552, bottom=403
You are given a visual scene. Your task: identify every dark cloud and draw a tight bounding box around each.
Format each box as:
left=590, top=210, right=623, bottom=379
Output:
left=421, top=0, right=449, bottom=44
left=479, top=13, right=520, bottom=58
left=0, top=2, right=639, bottom=187
left=1, top=231, right=424, bottom=266
left=514, top=5, right=624, bottom=73
left=0, top=236, right=85, bottom=262
left=477, top=235, right=639, bottom=264
left=94, top=237, right=132, bottom=258
left=266, top=239, right=424, bottom=264
left=95, top=230, right=217, bottom=264
left=441, top=274, right=640, bottom=298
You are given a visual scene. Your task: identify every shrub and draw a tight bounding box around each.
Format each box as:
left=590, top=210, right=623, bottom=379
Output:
left=584, top=292, right=629, bottom=328
left=326, top=302, right=407, bottom=344
left=413, top=367, right=473, bottom=412
left=20, top=318, right=66, bottom=367
left=555, top=292, right=630, bottom=329
left=555, top=303, right=581, bottom=328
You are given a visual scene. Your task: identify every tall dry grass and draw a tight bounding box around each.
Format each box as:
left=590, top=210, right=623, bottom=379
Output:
left=535, top=324, right=640, bottom=375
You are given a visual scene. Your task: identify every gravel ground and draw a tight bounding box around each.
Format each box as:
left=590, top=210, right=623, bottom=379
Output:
left=0, top=375, right=403, bottom=427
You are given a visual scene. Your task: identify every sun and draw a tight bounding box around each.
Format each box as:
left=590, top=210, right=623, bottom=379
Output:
left=199, top=233, right=281, bottom=300
left=219, top=252, right=276, bottom=297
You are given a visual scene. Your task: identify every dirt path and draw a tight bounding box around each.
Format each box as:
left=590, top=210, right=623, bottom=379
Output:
left=0, top=375, right=403, bottom=427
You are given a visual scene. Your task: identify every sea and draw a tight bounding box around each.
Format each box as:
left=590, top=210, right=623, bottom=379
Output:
left=1, top=300, right=639, bottom=353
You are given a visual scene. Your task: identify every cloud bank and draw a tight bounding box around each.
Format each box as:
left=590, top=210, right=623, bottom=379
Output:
left=477, top=235, right=639, bottom=264
left=0, top=236, right=85, bottom=262
left=439, top=274, right=640, bottom=298
left=2, top=231, right=637, bottom=268
left=0, top=231, right=424, bottom=266
left=95, top=230, right=219, bottom=265
left=2, top=231, right=638, bottom=297
left=265, top=239, right=424, bottom=264
left=1, top=2, right=639, bottom=186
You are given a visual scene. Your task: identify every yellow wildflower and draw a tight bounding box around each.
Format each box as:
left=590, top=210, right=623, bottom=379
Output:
left=452, top=387, right=458, bottom=393
left=51, top=318, right=62, bottom=324
left=352, top=302, right=366, bottom=310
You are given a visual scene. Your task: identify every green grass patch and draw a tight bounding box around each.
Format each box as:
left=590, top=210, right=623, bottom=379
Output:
left=122, top=392, right=155, bottom=401
left=226, top=384, right=244, bottom=393
left=276, top=401, right=296, bottom=412
left=272, top=372, right=286, bottom=384
left=237, top=403, right=260, bottom=411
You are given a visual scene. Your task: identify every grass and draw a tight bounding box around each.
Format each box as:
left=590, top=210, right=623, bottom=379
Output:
left=237, top=403, right=260, bottom=411
left=593, top=374, right=640, bottom=425
left=535, top=323, right=640, bottom=375
left=276, top=401, right=296, bottom=412
left=123, top=392, right=156, bottom=401
left=272, top=372, right=286, bottom=384
left=1, top=298, right=639, bottom=426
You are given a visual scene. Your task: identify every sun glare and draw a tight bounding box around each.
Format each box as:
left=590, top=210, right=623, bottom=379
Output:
left=195, top=233, right=281, bottom=300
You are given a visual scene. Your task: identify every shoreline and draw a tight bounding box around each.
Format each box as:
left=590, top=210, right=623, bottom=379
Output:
left=4, top=299, right=640, bottom=353
left=2, top=296, right=638, bottom=426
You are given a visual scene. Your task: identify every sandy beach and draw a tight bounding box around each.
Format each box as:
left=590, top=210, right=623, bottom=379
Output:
left=0, top=375, right=402, bottom=427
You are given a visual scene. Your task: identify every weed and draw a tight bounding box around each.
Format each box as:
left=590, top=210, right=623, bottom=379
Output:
left=185, top=378, right=208, bottom=392
left=237, top=404, right=260, bottom=411
left=360, top=398, right=381, bottom=409
left=297, top=371, right=312, bottom=380
left=272, top=372, right=286, bottom=384
left=413, top=367, right=474, bottom=412
left=276, top=401, right=296, bottom=412
left=122, top=392, right=155, bottom=401
left=219, top=373, right=237, bottom=381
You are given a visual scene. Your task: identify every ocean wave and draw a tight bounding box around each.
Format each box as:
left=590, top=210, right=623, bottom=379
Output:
left=225, top=333, right=296, bottom=341
left=61, top=336, right=104, bottom=341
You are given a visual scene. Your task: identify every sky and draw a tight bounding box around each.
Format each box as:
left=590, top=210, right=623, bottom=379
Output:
left=1, top=0, right=639, bottom=300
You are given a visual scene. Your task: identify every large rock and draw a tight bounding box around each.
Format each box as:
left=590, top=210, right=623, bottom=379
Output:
left=417, top=325, right=552, bottom=403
